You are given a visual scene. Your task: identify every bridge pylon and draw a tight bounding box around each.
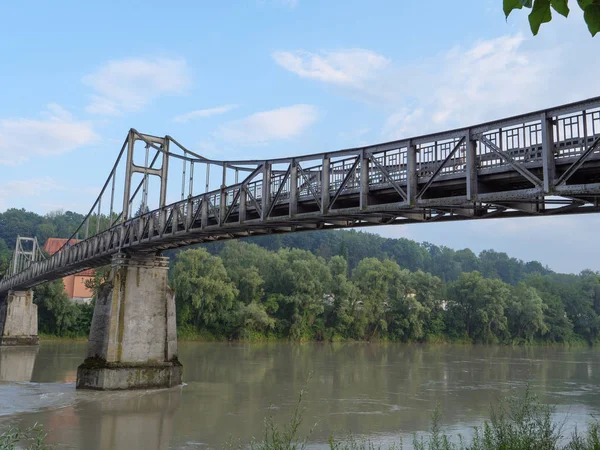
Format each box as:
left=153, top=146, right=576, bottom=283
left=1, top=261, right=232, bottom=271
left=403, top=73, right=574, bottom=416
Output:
left=76, top=252, right=181, bottom=390
left=0, top=237, right=41, bottom=346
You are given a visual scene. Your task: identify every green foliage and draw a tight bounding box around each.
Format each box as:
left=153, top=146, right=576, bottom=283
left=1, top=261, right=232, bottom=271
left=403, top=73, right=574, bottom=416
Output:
left=250, top=386, right=313, bottom=450
left=504, top=0, right=600, bottom=36
left=469, top=387, right=560, bottom=450
left=33, top=280, right=90, bottom=337
left=171, top=248, right=238, bottom=335
left=0, top=423, right=52, bottom=450
left=446, top=272, right=510, bottom=344
left=168, top=237, right=600, bottom=345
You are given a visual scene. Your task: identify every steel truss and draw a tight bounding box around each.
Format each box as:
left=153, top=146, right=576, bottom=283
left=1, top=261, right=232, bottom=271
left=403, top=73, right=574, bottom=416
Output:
left=3, top=96, right=600, bottom=293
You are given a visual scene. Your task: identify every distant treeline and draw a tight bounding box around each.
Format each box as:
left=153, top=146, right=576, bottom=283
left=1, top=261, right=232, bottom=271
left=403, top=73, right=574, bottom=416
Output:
left=167, top=241, right=597, bottom=344
left=2, top=208, right=600, bottom=344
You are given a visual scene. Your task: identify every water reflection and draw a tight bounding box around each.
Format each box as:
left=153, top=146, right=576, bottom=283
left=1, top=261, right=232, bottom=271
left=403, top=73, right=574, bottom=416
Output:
left=83, top=388, right=181, bottom=450
left=0, top=346, right=38, bottom=382
left=2, top=385, right=182, bottom=450
left=0, top=342, right=599, bottom=449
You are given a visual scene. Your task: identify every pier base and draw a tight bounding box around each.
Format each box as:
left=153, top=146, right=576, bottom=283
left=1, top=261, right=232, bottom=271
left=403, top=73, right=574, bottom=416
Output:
left=76, top=253, right=181, bottom=390
left=0, top=290, right=38, bottom=346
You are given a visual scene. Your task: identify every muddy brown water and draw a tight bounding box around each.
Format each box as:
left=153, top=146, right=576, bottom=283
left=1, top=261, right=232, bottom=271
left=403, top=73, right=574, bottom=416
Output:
left=1, top=341, right=599, bottom=449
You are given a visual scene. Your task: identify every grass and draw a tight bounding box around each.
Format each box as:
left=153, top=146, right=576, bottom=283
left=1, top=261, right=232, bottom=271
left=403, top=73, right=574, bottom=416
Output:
left=0, top=424, right=52, bottom=450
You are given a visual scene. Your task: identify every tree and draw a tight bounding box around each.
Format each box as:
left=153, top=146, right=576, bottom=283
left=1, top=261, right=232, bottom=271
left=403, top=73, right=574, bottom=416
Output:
left=171, top=249, right=238, bottom=334
left=325, top=255, right=357, bottom=338
left=84, top=265, right=111, bottom=298
left=233, top=302, right=276, bottom=339
left=270, top=249, right=332, bottom=340
left=410, top=270, right=446, bottom=339
left=352, top=258, right=410, bottom=340
left=525, top=274, right=574, bottom=342
left=506, top=283, right=548, bottom=343
left=33, top=279, right=81, bottom=336
left=0, top=238, right=11, bottom=276
left=220, top=241, right=267, bottom=305
left=446, top=272, right=510, bottom=343
left=504, top=0, right=600, bottom=36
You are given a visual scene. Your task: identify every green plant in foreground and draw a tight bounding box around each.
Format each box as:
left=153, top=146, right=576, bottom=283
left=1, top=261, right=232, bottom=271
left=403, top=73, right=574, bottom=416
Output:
left=243, top=384, right=600, bottom=450
left=0, top=423, right=52, bottom=450
left=250, top=385, right=316, bottom=450
left=4, top=386, right=600, bottom=450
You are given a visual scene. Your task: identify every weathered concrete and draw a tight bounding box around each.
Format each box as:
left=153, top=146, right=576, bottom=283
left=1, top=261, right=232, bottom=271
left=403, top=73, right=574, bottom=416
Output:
left=0, top=290, right=38, bottom=346
left=76, top=253, right=181, bottom=390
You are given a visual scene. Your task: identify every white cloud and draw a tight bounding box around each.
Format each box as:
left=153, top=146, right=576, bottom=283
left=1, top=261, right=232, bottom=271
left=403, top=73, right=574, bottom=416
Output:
left=274, top=15, right=599, bottom=144
left=0, top=177, right=62, bottom=210
left=381, top=108, right=425, bottom=141
left=386, top=18, right=599, bottom=139
left=216, top=104, right=318, bottom=145
left=373, top=33, right=553, bottom=139
left=0, top=105, right=97, bottom=165
left=83, top=57, right=191, bottom=115
left=173, top=104, right=238, bottom=123
left=272, top=49, right=389, bottom=87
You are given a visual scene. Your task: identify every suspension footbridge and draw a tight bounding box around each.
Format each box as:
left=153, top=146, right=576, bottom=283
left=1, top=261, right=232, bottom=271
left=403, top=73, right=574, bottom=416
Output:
left=2, top=96, right=600, bottom=294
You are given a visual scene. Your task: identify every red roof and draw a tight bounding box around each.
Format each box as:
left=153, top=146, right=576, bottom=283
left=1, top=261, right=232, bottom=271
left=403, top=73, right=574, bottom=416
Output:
left=43, top=238, right=95, bottom=278
left=43, top=238, right=79, bottom=255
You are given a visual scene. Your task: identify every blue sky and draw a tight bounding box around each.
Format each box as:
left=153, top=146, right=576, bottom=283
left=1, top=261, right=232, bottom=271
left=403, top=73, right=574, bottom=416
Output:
left=1, top=0, right=599, bottom=273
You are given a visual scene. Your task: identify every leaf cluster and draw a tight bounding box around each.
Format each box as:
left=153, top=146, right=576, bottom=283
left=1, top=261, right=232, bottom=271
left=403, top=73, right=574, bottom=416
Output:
left=504, top=0, right=600, bottom=36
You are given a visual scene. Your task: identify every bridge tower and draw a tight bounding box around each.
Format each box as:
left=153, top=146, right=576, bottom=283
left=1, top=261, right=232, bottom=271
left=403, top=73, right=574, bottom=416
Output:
left=76, top=132, right=181, bottom=390
left=0, top=237, right=40, bottom=346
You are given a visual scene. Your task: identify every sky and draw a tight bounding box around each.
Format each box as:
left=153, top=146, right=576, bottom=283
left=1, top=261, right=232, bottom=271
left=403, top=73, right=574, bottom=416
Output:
left=0, top=0, right=599, bottom=274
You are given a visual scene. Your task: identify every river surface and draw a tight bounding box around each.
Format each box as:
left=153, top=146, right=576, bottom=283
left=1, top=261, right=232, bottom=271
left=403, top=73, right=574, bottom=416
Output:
left=1, top=342, right=600, bottom=449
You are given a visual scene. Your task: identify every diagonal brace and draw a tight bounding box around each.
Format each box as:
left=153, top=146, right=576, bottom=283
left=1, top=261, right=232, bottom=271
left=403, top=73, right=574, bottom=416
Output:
left=479, top=135, right=543, bottom=188
left=367, top=152, right=408, bottom=201
left=222, top=189, right=241, bottom=223
left=267, top=165, right=291, bottom=218
left=297, top=164, right=322, bottom=210
left=239, top=164, right=264, bottom=187
left=330, top=158, right=360, bottom=209
left=244, top=185, right=262, bottom=218
left=417, top=136, right=466, bottom=199
left=556, top=135, right=600, bottom=186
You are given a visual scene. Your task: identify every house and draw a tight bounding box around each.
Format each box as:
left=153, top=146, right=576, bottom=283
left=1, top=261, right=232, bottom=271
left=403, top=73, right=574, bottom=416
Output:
left=43, top=238, right=94, bottom=304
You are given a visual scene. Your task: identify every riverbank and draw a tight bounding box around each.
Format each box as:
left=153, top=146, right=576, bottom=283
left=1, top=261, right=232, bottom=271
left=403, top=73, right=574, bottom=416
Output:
left=36, top=332, right=592, bottom=347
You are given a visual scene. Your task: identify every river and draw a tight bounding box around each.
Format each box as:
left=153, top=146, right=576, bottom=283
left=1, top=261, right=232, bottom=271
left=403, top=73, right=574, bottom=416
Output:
left=0, top=342, right=599, bottom=449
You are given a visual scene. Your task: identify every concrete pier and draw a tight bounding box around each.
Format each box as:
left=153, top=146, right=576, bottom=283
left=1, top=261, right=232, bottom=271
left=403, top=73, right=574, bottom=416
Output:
left=76, top=253, right=181, bottom=390
left=0, top=290, right=38, bottom=346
